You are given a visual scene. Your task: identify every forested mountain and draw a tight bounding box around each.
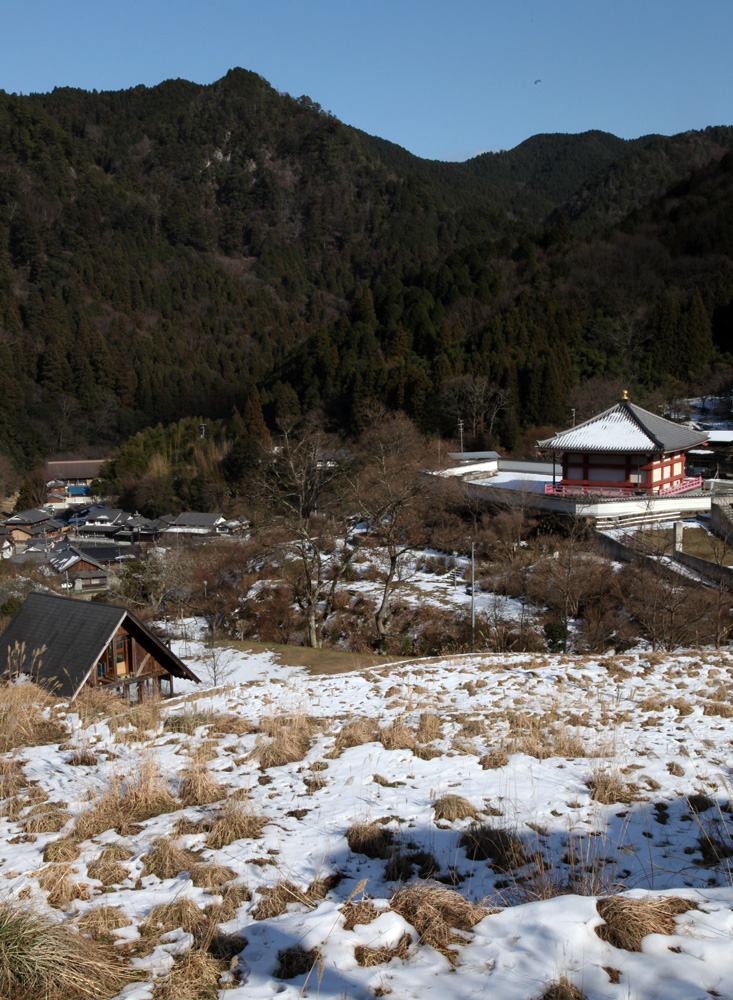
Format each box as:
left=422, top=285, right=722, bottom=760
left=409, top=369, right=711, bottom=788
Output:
left=0, top=67, right=732, bottom=470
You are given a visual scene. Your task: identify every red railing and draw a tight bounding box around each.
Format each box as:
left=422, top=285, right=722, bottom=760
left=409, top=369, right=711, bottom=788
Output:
left=544, top=477, right=702, bottom=498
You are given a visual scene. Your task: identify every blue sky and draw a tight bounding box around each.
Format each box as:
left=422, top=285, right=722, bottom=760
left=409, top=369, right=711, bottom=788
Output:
left=3, top=0, right=732, bottom=161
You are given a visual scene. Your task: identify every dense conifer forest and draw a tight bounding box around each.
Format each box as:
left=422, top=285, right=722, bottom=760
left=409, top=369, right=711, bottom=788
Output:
left=1, top=67, right=732, bottom=474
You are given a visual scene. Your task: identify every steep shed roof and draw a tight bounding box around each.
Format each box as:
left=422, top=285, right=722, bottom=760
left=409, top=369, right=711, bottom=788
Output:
left=537, top=400, right=709, bottom=454
left=46, top=460, right=105, bottom=479
left=0, top=592, right=199, bottom=699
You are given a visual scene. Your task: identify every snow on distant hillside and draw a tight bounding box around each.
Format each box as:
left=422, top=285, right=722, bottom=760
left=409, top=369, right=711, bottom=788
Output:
left=3, top=643, right=733, bottom=999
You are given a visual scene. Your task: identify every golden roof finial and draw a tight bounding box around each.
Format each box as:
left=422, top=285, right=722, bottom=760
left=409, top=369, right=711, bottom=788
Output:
left=622, top=390, right=629, bottom=400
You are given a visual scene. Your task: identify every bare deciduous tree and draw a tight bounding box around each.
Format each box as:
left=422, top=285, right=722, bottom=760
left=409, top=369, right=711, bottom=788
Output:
left=352, top=413, right=432, bottom=650
left=257, top=429, right=356, bottom=647
left=440, top=375, right=508, bottom=442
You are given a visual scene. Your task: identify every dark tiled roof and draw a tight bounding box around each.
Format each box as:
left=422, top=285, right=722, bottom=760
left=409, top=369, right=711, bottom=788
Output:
left=171, top=512, right=225, bottom=527
left=0, top=592, right=199, bottom=698
left=537, top=400, right=709, bottom=454
left=5, top=509, right=52, bottom=526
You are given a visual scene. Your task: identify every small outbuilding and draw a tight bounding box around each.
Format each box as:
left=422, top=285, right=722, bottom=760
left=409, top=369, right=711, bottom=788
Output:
left=0, top=592, right=200, bottom=702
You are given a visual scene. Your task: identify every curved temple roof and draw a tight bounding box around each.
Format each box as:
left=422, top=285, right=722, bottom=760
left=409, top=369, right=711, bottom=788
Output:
left=537, top=400, right=709, bottom=454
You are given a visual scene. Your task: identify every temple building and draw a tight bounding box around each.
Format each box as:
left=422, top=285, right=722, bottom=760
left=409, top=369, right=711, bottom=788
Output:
left=537, top=394, right=708, bottom=497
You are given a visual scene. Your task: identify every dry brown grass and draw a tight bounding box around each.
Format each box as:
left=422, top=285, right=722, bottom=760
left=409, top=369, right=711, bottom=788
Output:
left=76, top=905, right=132, bottom=940
left=335, top=716, right=378, bottom=749
left=459, top=824, right=530, bottom=871
left=178, top=758, right=227, bottom=807
left=479, top=749, right=510, bottom=770
left=507, top=713, right=598, bottom=760
left=142, top=897, right=207, bottom=937
left=251, top=712, right=314, bottom=769
left=74, top=758, right=176, bottom=839
left=86, top=860, right=129, bottom=887
left=354, top=933, right=412, bottom=967
left=0, top=756, right=27, bottom=799
left=703, top=701, right=733, bottom=718
left=205, top=800, right=268, bottom=849
left=340, top=899, right=381, bottom=930
left=390, top=881, right=493, bottom=962
left=202, top=884, right=252, bottom=923
left=595, top=895, right=696, bottom=951
left=416, top=712, right=443, bottom=742
left=164, top=709, right=217, bottom=735
left=433, top=794, right=477, bottom=822
left=538, top=976, right=588, bottom=1000
left=0, top=901, right=137, bottom=1000
left=73, top=688, right=129, bottom=728
left=207, top=713, right=258, bottom=736
left=346, top=821, right=394, bottom=859
left=379, top=720, right=416, bottom=751
left=35, top=863, right=90, bottom=909
left=0, top=683, right=67, bottom=753
left=23, top=805, right=71, bottom=834
left=587, top=768, right=639, bottom=805
left=43, top=837, right=81, bottom=863
left=128, top=699, right=162, bottom=733
left=141, top=838, right=202, bottom=880
left=98, top=844, right=133, bottom=862
left=697, top=817, right=733, bottom=865
left=189, top=863, right=237, bottom=888
left=275, top=945, right=319, bottom=979
left=251, top=880, right=313, bottom=920
left=68, top=749, right=99, bottom=767
left=152, top=947, right=222, bottom=1000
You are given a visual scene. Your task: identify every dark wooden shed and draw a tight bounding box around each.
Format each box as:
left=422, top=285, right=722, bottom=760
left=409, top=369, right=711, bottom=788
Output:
left=0, top=592, right=200, bottom=702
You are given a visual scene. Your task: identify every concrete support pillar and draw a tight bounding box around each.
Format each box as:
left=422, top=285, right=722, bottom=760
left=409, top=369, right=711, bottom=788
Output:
left=673, top=520, right=684, bottom=552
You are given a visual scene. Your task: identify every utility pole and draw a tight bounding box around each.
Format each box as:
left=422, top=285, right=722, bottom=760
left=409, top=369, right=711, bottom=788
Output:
left=458, top=419, right=464, bottom=454
left=471, top=541, right=475, bottom=652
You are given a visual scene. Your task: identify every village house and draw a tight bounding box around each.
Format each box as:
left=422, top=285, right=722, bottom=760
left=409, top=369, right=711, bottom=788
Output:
left=0, top=592, right=199, bottom=701
left=167, top=512, right=229, bottom=534
left=3, top=509, right=66, bottom=549
left=44, top=459, right=105, bottom=488
left=537, top=394, right=709, bottom=497
left=47, top=543, right=110, bottom=597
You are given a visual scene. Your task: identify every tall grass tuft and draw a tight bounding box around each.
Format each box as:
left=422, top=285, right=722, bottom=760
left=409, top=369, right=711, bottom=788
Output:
left=0, top=682, right=67, bottom=753
left=0, top=901, right=137, bottom=999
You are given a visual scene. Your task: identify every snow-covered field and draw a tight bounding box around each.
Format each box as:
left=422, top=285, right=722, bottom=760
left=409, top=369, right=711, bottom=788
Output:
left=4, top=641, right=733, bottom=999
